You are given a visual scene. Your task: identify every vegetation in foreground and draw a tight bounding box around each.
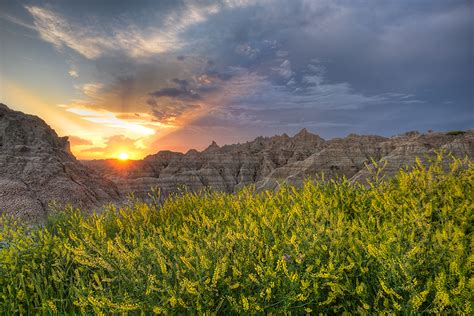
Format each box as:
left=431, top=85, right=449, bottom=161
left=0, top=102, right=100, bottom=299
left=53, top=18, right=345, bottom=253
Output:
left=1, top=155, right=473, bottom=314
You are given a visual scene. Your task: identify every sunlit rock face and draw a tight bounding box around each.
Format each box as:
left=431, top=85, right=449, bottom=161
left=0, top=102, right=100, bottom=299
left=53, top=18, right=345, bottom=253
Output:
left=2, top=101, right=472, bottom=222
left=0, top=104, right=121, bottom=222
left=81, top=128, right=327, bottom=197
left=82, top=126, right=474, bottom=197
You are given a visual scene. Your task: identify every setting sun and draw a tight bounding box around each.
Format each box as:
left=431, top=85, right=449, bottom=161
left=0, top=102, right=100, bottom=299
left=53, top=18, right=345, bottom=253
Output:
left=117, top=152, right=130, bottom=161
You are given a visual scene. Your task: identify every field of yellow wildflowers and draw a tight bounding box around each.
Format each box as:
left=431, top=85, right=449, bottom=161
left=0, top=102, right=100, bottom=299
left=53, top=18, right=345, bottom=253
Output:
left=1, top=155, right=473, bottom=314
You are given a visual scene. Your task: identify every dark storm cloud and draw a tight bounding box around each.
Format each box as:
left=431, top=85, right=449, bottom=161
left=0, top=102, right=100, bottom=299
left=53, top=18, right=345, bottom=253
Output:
left=215, top=0, right=471, bottom=94
left=150, top=78, right=201, bottom=100
left=153, top=105, right=201, bottom=122
left=149, top=101, right=200, bottom=122
left=147, top=77, right=205, bottom=121
left=182, top=0, right=472, bottom=135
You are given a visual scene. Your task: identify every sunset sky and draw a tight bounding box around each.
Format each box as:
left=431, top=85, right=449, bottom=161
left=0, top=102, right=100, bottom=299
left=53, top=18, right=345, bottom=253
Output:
left=1, top=0, right=472, bottom=159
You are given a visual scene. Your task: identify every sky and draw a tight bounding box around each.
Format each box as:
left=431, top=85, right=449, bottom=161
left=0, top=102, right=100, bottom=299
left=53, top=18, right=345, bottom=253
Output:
left=0, top=0, right=473, bottom=159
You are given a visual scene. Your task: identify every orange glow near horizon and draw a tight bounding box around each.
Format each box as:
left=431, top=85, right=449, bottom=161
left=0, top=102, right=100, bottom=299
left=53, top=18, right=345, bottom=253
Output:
left=2, top=80, right=211, bottom=161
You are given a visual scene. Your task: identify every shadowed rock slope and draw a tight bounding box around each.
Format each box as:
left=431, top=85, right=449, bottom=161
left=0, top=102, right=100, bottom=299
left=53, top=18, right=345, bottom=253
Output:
left=0, top=104, right=120, bottom=221
left=83, top=128, right=474, bottom=197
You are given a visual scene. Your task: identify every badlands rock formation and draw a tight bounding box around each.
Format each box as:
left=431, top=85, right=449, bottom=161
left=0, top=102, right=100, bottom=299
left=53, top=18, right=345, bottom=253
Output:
left=1, top=102, right=472, bottom=222
left=83, top=128, right=474, bottom=197
left=0, top=104, right=120, bottom=221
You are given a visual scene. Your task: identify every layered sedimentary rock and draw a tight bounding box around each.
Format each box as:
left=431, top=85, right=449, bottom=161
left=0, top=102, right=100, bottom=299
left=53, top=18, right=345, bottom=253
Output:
left=2, top=102, right=472, bottom=222
left=350, top=131, right=474, bottom=183
left=0, top=104, right=120, bottom=221
left=83, top=128, right=474, bottom=197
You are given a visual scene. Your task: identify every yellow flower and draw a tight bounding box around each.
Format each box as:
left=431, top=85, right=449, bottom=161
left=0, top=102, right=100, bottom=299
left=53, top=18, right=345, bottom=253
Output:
left=356, top=282, right=364, bottom=295
left=153, top=306, right=165, bottom=314
left=241, top=295, right=249, bottom=311
left=47, top=300, right=57, bottom=313
left=169, top=296, right=177, bottom=307
left=230, top=283, right=240, bottom=289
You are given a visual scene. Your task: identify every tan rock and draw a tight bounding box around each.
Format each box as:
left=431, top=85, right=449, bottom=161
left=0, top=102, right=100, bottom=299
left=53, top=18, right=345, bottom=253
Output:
left=84, top=128, right=474, bottom=198
left=0, top=104, right=121, bottom=222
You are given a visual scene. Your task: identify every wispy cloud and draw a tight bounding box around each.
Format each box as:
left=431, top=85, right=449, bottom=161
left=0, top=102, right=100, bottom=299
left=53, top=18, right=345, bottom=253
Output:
left=0, top=12, right=36, bottom=31
left=64, top=103, right=169, bottom=137
left=25, top=6, right=107, bottom=59
left=25, top=1, right=259, bottom=60
left=77, top=83, right=104, bottom=99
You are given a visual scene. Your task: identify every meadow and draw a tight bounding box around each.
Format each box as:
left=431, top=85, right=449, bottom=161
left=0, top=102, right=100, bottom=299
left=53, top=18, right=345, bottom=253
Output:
left=0, top=155, right=472, bottom=314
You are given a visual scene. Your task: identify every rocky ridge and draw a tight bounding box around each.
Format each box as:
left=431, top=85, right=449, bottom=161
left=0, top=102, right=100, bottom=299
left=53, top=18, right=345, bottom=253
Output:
left=0, top=103, right=120, bottom=221
left=82, top=128, right=474, bottom=198
left=1, top=102, right=472, bottom=222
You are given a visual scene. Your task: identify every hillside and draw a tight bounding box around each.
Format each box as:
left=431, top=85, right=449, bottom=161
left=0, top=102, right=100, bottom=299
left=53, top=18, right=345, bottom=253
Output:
left=0, top=104, right=121, bottom=221
left=1, top=156, right=472, bottom=314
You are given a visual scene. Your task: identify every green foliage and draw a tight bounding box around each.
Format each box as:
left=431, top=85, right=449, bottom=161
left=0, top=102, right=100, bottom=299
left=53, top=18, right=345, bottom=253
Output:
left=446, top=130, right=466, bottom=136
left=1, top=156, right=473, bottom=314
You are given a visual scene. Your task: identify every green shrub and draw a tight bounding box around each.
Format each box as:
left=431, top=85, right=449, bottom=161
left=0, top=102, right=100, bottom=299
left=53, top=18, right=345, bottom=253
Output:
left=1, top=156, right=473, bottom=314
left=446, top=130, right=466, bottom=136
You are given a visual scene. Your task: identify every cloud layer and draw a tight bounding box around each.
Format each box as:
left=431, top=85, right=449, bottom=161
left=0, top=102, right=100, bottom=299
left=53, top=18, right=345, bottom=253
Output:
left=2, top=0, right=471, bottom=158
left=25, top=1, right=259, bottom=59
